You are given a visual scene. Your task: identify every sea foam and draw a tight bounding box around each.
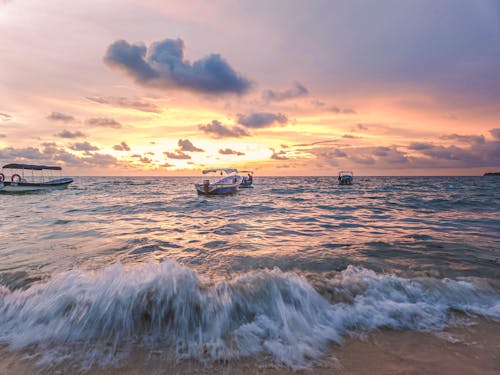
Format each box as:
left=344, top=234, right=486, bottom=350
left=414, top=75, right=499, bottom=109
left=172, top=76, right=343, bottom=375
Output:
left=0, top=261, right=499, bottom=369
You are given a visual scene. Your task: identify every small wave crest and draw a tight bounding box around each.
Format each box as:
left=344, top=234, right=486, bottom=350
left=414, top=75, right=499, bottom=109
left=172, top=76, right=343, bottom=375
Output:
left=0, top=261, right=499, bottom=369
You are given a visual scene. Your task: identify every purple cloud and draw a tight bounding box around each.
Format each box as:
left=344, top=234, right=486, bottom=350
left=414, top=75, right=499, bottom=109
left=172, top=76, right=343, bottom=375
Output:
left=198, top=120, right=250, bottom=138
left=237, top=112, right=288, bottom=128
left=262, top=81, right=308, bottom=102
left=104, top=38, right=252, bottom=95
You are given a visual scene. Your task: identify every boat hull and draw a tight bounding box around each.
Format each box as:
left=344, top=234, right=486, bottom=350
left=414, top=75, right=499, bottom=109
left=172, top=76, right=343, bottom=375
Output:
left=0, top=178, right=73, bottom=192
left=239, top=180, right=253, bottom=188
left=195, top=183, right=239, bottom=195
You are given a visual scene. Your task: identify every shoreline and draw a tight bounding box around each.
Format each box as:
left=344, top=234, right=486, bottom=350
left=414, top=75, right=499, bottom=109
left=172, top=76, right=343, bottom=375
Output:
left=1, top=318, right=498, bottom=375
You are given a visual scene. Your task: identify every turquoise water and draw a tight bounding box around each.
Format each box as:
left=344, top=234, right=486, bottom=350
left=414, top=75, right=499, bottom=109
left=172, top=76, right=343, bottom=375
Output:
left=0, top=176, right=499, bottom=368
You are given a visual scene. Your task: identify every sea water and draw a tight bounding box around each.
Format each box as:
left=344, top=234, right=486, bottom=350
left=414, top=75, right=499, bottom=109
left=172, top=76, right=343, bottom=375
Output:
left=0, top=176, right=499, bottom=369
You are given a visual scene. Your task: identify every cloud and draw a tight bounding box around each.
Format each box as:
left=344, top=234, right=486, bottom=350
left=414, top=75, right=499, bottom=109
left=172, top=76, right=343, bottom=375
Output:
left=0, top=134, right=5, bottom=138
left=490, top=128, right=500, bottom=139
left=112, top=141, right=131, bottom=151
left=350, top=155, right=376, bottom=165
left=57, top=130, right=85, bottom=139
left=440, top=133, right=485, bottom=144
left=218, top=148, right=245, bottom=156
left=330, top=106, right=357, bottom=114
left=163, top=151, right=191, bottom=160
left=270, top=149, right=289, bottom=160
left=408, top=142, right=433, bottom=150
left=0, top=112, right=11, bottom=121
left=198, top=120, right=250, bottom=138
left=237, top=112, right=288, bottom=128
left=177, top=139, right=204, bottom=152
left=86, top=96, right=161, bottom=113
left=47, top=112, right=75, bottom=123
left=70, top=141, right=99, bottom=152
left=86, top=117, right=122, bottom=128
left=372, top=146, right=391, bottom=157
left=262, top=81, right=308, bottom=102
left=104, top=37, right=251, bottom=95
left=0, top=144, right=120, bottom=169
left=159, top=162, right=174, bottom=168
left=131, top=154, right=153, bottom=163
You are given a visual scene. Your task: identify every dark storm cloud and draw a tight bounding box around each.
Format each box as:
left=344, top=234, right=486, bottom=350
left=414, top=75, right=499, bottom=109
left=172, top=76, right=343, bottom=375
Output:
left=86, top=96, right=161, bottom=113
left=70, top=141, right=99, bottom=152
left=163, top=151, right=191, bottom=160
left=237, top=112, right=288, bottom=128
left=104, top=38, right=252, bottom=95
left=86, top=117, right=122, bottom=128
left=57, top=130, right=85, bottom=139
left=218, top=148, right=245, bottom=156
left=490, top=128, right=500, bottom=139
left=198, top=120, right=250, bottom=138
left=262, top=81, right=308, bottom=102
left=112, top=141, right=131, bottom=151
left=177, top=139, right=204, bottom=152
left=47, top=112, right=75, bottom=123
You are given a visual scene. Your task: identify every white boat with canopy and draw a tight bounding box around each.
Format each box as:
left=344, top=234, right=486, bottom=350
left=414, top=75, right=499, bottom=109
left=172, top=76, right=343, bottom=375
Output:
left=195, top=168, right=243, bottom=195
left=0, top=164, right=73, bottom=192
left=338, top=170, right=353, bottom=185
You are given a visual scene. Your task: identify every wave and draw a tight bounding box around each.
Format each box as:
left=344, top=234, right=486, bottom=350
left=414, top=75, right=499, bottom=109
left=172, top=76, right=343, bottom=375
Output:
left=0, top=261, right=499, bottom=369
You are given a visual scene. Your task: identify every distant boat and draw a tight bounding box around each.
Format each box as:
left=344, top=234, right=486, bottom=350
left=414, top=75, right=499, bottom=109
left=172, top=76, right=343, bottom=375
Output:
left=338, top=171, right=353, bottom=185
left=483, top=172, right=500, bottom=176
left=239, top=170, right=254, bottom=188
left=195, top=168, right=243, bottom=195
left=0, top=164, right=73, bottom=192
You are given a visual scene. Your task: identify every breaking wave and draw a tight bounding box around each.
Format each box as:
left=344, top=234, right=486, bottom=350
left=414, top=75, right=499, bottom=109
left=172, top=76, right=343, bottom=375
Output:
left=0, top=261, right=499, bottom=369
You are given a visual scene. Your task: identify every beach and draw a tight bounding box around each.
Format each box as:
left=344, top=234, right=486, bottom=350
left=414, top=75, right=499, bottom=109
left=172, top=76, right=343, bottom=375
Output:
left=0, top=176, right=499, bottom=373
left=1, top=319, right=498, bottom=374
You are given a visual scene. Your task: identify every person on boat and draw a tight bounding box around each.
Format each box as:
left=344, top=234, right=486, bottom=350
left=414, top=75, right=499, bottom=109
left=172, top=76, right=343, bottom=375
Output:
left=338, top=174, right=341, bottom=181
left=248, top=173, right=253, bottom=182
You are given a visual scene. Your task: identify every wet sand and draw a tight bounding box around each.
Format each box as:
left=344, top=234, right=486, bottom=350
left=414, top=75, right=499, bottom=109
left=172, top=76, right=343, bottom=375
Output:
left=1, top=319, right=498, bottom=375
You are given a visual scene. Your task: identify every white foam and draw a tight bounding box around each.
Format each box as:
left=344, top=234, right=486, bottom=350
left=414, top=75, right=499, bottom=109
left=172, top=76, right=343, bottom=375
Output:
left=0, top=261, right=499, bottom=369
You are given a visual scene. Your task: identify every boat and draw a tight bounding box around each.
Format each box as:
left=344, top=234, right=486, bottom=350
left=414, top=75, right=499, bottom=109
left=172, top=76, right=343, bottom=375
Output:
left=239, top=170, right=254, bottom=188
left=0, top=164, right=73, bottom=192
left=195, top=168, right=243, bottom=195
left=338, top=171, right=353, bottom=185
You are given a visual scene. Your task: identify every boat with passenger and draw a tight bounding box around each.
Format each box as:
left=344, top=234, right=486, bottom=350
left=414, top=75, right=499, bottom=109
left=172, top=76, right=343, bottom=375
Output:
left=195, top=168, right=243, bottom=195
left=338, top=171, right=353, bottom=185
left=0, top=164, right=73, bottom=192
left=239, top=170, right=254, bottom=188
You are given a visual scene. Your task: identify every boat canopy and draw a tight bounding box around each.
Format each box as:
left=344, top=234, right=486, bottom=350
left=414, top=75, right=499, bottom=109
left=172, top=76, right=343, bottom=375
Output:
left=339, top=170, right=353, bottom=175
left=2, top=163, right=62, bottom=171
left=239, top=170, right=253, bottom=174
left=202, top=168, right=238, bottom=175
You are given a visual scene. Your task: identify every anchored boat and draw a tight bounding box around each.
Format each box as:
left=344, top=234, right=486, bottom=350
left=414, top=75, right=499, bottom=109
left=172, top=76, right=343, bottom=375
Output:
left=195, top=168, right=242, bottom=195
left=0, top=164, right=73, bottom=192
left=239, top=170, right=254, bottom=188
left=338, top=171, right=353, bottom=185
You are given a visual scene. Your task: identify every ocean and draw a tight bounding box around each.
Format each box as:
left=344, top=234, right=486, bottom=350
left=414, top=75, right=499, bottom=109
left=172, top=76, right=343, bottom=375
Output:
left=0, top=176, right=499, bottom=374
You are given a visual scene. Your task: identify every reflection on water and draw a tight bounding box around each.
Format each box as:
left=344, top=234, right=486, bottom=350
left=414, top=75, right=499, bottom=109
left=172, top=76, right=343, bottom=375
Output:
left=0, top=176, right=498, bottom=284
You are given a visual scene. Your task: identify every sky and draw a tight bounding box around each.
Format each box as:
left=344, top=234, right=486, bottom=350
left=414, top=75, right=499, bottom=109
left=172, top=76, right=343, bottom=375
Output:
left=1, top=0, right=499, bottom=176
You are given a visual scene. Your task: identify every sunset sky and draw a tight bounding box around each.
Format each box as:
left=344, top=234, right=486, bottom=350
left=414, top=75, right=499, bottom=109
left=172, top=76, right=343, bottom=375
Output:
left=1, top=0, right=499, bottom=176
